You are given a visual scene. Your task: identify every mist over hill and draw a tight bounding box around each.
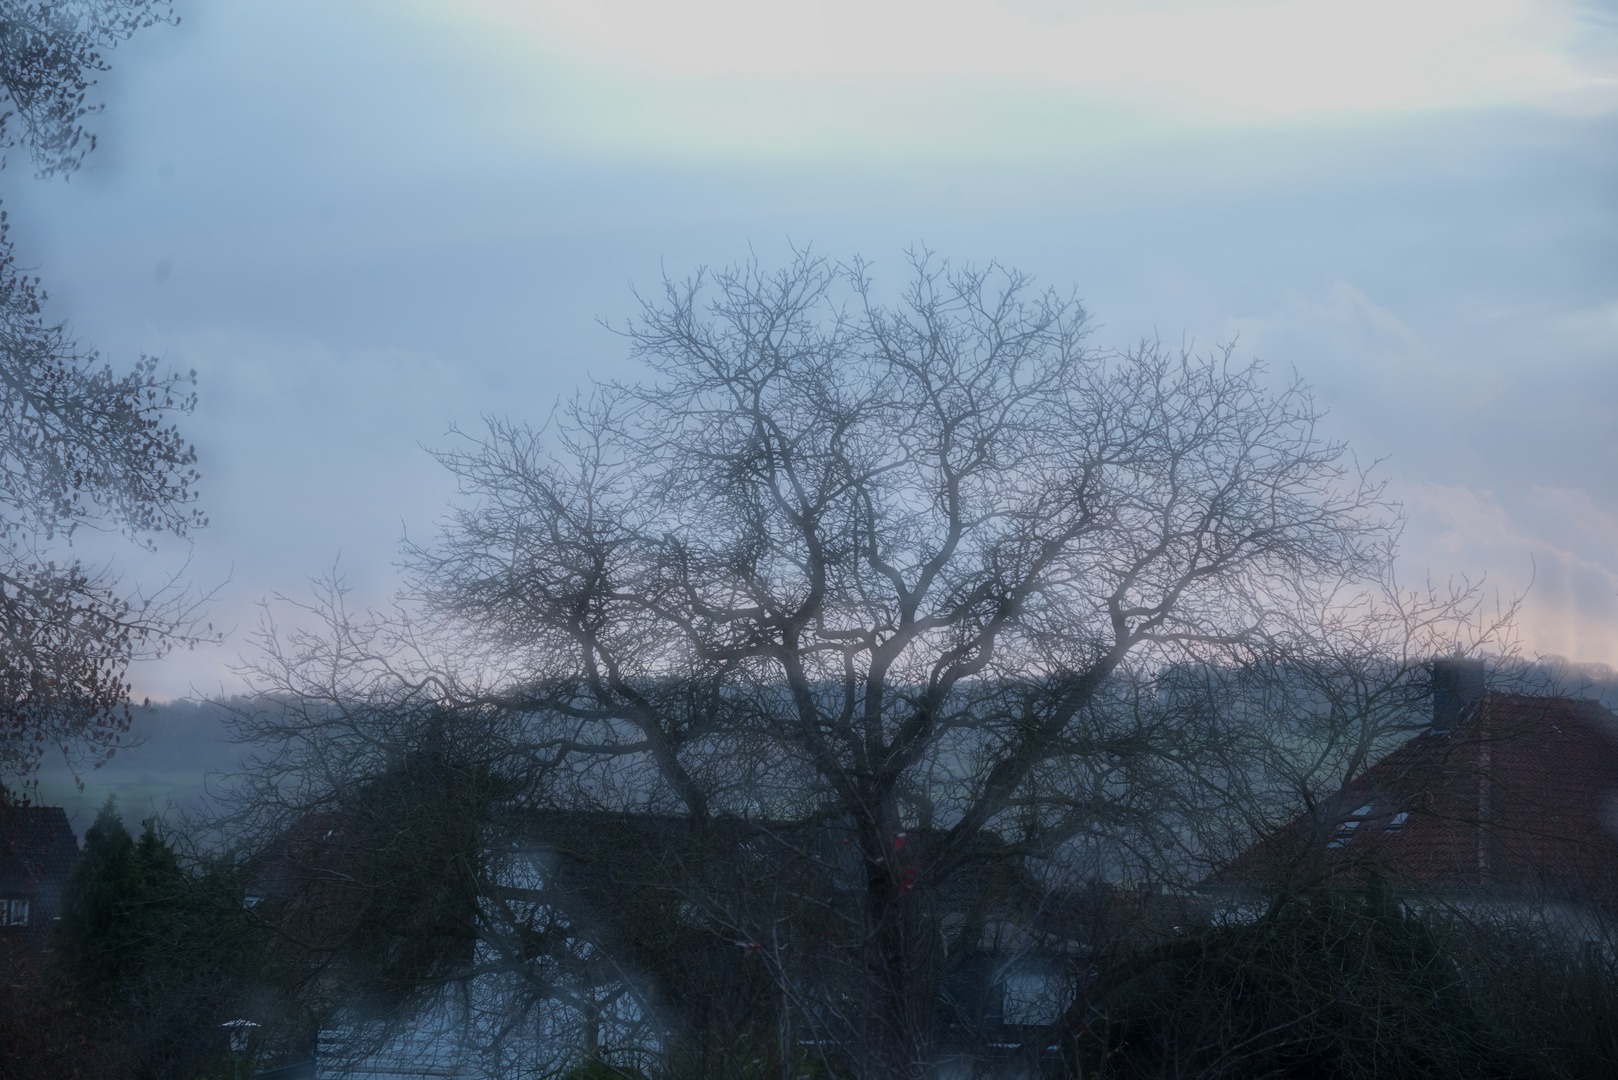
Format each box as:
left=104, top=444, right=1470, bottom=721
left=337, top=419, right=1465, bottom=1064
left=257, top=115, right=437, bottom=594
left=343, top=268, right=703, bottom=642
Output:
left=12, top=659, right=1614, bottom=844
left=18, top=699, right=253, bottom=834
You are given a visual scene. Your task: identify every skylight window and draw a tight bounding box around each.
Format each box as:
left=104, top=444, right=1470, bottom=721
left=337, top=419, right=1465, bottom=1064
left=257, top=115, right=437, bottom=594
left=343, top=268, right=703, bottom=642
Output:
left=1384, top=812, right=1410, bottom=834
left=1328, top=805, right=1374, bottom=848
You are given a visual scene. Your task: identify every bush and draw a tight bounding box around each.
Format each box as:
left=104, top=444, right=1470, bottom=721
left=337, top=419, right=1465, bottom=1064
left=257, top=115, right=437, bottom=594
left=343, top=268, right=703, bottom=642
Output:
left=1070, top=889, right=1531, bottom=1080
left=55, top=798, right=273, bottom=1079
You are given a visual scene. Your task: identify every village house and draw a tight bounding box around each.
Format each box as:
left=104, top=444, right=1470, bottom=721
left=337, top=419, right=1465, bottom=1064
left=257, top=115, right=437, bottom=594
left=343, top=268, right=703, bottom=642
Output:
left=1206, top=658, right=1618, bottom=947
left=0, top=804, right=79, bottom=966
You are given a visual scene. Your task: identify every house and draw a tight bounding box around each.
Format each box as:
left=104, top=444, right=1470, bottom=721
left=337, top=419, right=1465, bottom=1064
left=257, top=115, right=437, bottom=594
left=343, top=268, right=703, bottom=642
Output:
left=1207, top=659, right=1618, bottom=941
left=246, top=804, right=1182, bottom=1078
left=0, top=804, right=79, bottom=963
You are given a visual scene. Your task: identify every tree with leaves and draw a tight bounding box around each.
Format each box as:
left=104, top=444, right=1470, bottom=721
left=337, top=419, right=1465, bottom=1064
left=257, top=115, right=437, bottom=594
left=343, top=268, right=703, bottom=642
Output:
left=0, top=0, right=207, bottom=780
left=0, top=1, right=175, bottom=177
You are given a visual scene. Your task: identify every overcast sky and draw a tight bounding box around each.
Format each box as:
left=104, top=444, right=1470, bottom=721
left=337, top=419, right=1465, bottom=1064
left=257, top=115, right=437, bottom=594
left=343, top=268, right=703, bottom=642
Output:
left=6, top=0, right=1616, bottom=707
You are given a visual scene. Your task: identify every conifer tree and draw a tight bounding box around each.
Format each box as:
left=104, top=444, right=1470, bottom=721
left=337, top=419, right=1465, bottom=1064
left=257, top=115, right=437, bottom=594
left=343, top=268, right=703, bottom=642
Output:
left=57, top=796, right=143, bottom=995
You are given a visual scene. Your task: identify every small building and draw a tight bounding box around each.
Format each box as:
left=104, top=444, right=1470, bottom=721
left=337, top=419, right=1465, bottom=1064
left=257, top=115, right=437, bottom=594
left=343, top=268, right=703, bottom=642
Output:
left=1208, top=659, right=1618, bottom=941
left=0, top=804, right=79, bottom=962
left=248, top=805, right=1178, bottom=1078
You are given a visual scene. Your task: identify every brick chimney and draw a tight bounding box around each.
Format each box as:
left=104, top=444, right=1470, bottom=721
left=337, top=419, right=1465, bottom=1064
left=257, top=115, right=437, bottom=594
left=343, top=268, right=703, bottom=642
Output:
left=1430, top=657, right=1485, bottom=734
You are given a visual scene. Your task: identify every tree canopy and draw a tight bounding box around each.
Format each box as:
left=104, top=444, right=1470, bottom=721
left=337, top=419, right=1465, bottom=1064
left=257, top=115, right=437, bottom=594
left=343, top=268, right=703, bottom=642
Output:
left=0, top=0, right=203, bottom=780
left=0, top=0, right=174, bottom=177
left=229, top=250, right=1476, bottom=1078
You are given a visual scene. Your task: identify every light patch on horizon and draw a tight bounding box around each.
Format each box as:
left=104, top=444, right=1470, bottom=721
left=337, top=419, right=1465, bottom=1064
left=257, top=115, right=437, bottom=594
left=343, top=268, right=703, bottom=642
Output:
left=1399, top=480, right=1618, bottom=666
left=436, top=0, right=1617, bottom=150
left=1221, top=277, right=1617, bottom=668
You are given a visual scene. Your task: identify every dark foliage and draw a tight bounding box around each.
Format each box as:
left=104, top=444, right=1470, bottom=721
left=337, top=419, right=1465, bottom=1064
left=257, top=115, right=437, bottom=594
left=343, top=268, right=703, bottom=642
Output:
left=1066, top=889, right=1540, bottom=1080
left=0, top=945, right=117, bottom=1079
left=1449, top=912, right=1618, bottom=1080
left=54, top=798, right=270, bottom=1079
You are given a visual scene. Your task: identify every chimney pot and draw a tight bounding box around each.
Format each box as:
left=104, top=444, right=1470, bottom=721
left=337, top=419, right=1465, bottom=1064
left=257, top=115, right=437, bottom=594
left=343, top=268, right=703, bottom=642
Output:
left=1430, top=657, right=1485, bottom=733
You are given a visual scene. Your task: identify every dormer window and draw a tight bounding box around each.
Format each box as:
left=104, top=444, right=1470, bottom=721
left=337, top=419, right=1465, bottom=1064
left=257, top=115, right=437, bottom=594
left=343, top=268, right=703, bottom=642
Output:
left=1328, top=805, right=1374, bottom=848
left=1383, top=812, right=1410, bottom=834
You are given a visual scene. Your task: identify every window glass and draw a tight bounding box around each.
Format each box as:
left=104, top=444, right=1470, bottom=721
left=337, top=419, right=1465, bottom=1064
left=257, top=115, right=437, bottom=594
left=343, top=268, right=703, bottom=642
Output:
left=1002, top=971, right=1065, bottom=1026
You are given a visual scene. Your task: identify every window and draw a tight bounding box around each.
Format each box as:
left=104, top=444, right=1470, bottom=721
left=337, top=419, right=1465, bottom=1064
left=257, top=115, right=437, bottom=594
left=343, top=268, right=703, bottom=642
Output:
left=1001, top=971, right=1066, bottom=1026
left=1383, top=812, right=1409, bottom=834
left=1328, top=805, right=1374, bottom=848
left=1, top=898, right=30, bottom=927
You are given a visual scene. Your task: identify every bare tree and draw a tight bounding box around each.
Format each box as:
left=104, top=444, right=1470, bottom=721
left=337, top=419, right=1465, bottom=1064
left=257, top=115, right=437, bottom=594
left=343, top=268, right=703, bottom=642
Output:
left=362, top=248, right=1396, bottom=1077
left=217, top=583, right=678, bottom=1079
left=1156, top=566, right=1523, bottom=884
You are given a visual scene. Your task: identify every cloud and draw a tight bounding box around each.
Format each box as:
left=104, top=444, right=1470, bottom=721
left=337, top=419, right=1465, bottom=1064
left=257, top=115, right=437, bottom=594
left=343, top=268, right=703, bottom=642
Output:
left=1220, top=281, right=1447, bottom=448
left=1549, top=296, right=1618, bottom=351
left=1397, top=479, right=1618, bottom=664
left=1298, top=282, right=1429, bottom=354
left=454, top=0, right=1615, bottom=122
left=1527, top=485, right=1618, bottom=567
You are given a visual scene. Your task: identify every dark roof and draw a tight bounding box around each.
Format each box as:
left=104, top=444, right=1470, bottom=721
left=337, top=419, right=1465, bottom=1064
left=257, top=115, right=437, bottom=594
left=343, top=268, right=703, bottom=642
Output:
left=0, top=804, right=79, bottom=927
left=1211, top=694, right=1618, bottom=907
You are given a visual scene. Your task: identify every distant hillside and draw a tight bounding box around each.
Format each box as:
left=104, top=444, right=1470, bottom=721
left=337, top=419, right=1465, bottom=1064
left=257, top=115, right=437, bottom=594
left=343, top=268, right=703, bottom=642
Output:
left=11, top=659, right=1614, bottom=841
left=17, top=699, right=252, bottom=834
left=1538, top=657, right=1618, bottom=710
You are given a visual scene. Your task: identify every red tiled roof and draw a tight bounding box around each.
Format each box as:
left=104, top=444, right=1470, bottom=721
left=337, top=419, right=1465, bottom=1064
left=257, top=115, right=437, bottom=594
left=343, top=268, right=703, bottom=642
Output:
left=1211, top=694, right=1618, bottom=907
